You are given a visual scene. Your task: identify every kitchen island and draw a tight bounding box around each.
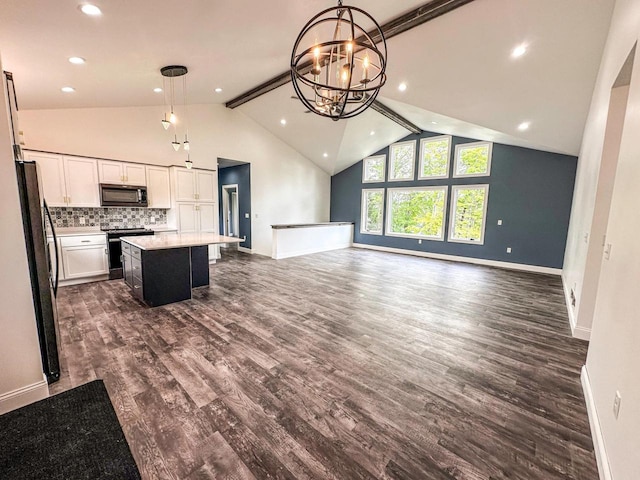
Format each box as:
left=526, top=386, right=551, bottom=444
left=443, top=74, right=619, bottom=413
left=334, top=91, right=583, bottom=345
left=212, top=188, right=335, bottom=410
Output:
left=120, top=233, right=241, bottom=307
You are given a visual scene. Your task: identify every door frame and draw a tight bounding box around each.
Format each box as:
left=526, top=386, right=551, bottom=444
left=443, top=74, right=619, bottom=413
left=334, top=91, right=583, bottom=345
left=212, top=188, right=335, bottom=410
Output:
left=221, top=183, right=239, bottom=237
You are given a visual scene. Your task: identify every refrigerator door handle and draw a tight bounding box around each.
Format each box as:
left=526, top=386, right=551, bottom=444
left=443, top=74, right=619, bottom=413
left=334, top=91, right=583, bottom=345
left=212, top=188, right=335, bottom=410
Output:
left=44, top=200, right=60, bottom=296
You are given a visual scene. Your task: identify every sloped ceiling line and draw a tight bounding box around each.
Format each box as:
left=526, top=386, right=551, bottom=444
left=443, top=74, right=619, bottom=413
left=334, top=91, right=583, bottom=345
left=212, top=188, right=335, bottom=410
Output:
left=225, top=0, right=477, bottom=109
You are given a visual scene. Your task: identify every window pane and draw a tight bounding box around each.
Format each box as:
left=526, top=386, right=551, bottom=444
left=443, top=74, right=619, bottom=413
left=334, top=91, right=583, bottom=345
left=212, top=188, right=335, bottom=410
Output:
left=388, top=188, right=446, bottom=238
left=455, top=143, right=491, bottom=176
left=363, top=156, right=385, bottom=182
left=361, top=190, right=384, bottom=234
left=390, top=142, right=415, bottom=180
left=420, top=137, right=450, bottom=178
left=450, top=186, right=488, bottom=243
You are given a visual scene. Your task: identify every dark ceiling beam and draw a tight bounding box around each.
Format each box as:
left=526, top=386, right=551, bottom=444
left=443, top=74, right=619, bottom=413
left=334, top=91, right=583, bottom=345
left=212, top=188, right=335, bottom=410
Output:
left=371, top=100, right=422, bottom=134
left=225, top=0, right=477, bottom=109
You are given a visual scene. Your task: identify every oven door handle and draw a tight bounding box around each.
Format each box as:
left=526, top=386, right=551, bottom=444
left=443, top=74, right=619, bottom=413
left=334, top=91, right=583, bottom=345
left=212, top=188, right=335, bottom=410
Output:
left=108, top=238, right=123, bottom=243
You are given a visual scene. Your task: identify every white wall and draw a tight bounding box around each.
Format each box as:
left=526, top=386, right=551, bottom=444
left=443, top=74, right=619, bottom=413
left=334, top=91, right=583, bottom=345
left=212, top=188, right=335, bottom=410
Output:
left=0, top=53, right=48, bottom=413
left=564, top=0, right=640, bottom=478
left=19, top=104, right=331, bottom=257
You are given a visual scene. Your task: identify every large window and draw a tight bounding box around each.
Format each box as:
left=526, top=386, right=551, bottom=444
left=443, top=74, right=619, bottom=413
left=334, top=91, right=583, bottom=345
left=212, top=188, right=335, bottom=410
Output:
left=453, top=141, right=492, bottom=178
left=388, top=140, right=416, bottom=181
left=419, top=135, right=451, bottom=179
left=448, top=185, right=489, bottom=244
left=361, top=189, right=385, bottom=235
left=386, top=187, right=447, bottom=240
left=362, top=155, right=386, bottom=183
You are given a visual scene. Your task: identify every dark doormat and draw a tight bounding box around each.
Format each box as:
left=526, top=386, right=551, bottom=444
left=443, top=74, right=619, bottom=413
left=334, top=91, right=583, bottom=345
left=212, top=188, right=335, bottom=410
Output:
left=0, top=380, right=141, bottom=480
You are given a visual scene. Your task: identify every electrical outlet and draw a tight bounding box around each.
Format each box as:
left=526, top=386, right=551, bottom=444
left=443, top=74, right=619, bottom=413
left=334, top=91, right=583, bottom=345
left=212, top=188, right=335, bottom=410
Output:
left=79, top=216, right=85, bottom=225
left=506, top=247, right=512, bottom=253
left=149, top=217, right=156, bottom=224
left=604, top=243, right=612, bottom=260
left=418, top=239, right=422, bottom=244
left=584, top=233, right=589, bottom=243
left=613, top=391, right=621, bottom=419
left=570, top=289, right=576, bottom=307
left=254, top=213, right=259, bottom=219
left=245, top=213, right=250, bottom=219
left=497, top=219, right=503, bottom=226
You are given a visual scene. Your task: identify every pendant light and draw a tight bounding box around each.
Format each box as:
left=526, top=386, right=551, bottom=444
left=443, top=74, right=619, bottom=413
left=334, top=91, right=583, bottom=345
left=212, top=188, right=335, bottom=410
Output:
left=172, top=134, right=181, bottom=151
left=160, top=65, right=190, bottom=153
left=185, top=154, right=193, bottom=169
left=291, top=0, right=387, bottom=120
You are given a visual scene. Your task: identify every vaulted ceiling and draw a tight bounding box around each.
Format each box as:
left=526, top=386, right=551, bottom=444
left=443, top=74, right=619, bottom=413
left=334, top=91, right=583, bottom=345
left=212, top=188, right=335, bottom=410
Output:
left=0, top=0, right=614, bottom=174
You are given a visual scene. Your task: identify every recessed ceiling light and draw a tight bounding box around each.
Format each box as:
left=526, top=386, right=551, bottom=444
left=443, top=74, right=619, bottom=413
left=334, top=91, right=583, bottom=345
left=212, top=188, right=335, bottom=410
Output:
left=511, top=44, right=527, bottom=58
left=280, top=118, right=287, bottom=126
left=214, top=88, right=223, bottom=93
left=80, top=4, right=102, bottom=15
left=370, top=131, right=375, bottom=136
left=68, top=56, right=85, bottom=65
left=398, top=82, right=407, bottom=92
left=153, top=87, right=163, bottom=93
left=323, top=153, right=328, bottom=158
left=518, top=121, right=530, bottom=131
left=61, top=86, right=75, bottom=93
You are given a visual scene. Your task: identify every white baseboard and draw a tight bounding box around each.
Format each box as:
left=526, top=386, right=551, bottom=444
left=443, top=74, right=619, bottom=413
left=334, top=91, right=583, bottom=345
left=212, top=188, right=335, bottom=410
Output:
left=0, top=375, right=49, bottom=414
left=237, top=246, right=253, bottom=254
left=273, top=242, right=352, bottom=260
left=352, top=243, right=562, bottom=275
left=561, top=275, right=591, bottom=341
left=581, top=366, right=612, bottom=480
left=59, top=274, right=109, bottom=287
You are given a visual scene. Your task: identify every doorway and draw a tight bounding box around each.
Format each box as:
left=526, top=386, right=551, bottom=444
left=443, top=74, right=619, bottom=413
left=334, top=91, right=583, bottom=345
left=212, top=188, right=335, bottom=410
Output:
left=222, top=184, right=239, bottom=238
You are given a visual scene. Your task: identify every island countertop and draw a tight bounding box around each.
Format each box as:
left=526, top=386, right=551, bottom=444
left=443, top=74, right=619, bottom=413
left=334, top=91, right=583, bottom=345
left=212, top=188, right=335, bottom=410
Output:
left=121, top=233, right=241, bottom=251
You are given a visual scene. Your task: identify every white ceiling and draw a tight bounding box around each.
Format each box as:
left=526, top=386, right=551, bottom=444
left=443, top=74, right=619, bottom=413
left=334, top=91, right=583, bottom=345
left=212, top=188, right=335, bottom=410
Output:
left=0, top=0, right=614, bottom=174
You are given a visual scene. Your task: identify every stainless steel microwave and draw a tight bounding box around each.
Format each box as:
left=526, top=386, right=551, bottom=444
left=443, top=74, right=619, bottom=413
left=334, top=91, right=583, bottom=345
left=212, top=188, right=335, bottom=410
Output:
left=100, top=184, right=148, bottom=207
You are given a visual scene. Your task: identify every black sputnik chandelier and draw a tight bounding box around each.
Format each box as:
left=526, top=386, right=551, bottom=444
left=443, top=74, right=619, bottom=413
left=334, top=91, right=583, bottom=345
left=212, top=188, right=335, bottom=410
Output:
left=290, top=0, right=387, bottom=120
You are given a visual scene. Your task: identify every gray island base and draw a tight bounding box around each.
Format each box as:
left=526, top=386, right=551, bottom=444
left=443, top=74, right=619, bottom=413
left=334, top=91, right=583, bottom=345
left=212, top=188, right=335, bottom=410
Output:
left=120, top=233, right=241, bottom=307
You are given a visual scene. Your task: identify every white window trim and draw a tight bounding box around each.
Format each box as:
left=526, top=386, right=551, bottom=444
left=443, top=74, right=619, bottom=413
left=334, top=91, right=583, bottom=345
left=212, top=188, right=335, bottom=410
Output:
left=360, top=188, right=385, bottom=235
left=388, top=140, right=416, bottom=182
left=418, top=135, right=451, bottom=180
left=448, top=184, right=490, bottom=245
left=385, top=186, right=448, bottom=241
left=453, top=141, right=493, bottom=178
left=362, top=155, right=387, bottom=184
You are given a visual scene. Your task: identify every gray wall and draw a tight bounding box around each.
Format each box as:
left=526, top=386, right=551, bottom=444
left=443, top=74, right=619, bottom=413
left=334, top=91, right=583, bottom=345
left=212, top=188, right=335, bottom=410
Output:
left=330, top=132, right=577, bottom=269
left=218, top=163, right=252, bottom=249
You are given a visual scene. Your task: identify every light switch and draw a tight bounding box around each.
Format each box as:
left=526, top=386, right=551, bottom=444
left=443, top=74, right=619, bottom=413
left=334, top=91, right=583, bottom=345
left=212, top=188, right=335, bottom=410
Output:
left=245, top=213, right=250, bottom=219
left=506, top=247, right=512, bottom=253
left=497, top=219, right=502, bottom=226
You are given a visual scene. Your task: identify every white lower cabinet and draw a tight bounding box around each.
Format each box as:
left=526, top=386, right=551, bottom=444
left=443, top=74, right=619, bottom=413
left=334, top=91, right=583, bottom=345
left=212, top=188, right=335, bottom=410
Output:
left=58, top=234, right=108, bottom=281
left=174, top=202, right=219, bottom=261
left=62, top=245, right=109, bottom=279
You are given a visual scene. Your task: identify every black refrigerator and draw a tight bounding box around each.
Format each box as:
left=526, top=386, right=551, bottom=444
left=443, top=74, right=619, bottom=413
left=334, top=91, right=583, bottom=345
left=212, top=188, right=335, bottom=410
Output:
left=5, top=70, right=61, bottom=383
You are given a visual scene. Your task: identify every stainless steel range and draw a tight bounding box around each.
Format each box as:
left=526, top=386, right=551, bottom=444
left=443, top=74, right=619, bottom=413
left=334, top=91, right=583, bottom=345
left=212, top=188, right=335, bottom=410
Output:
left=103, top=227, right=155, bottom=279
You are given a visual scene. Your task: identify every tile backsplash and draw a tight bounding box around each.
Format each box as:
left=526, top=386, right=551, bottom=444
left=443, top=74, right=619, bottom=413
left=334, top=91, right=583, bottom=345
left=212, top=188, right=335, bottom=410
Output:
left=50, top=207, right=167, bottom=229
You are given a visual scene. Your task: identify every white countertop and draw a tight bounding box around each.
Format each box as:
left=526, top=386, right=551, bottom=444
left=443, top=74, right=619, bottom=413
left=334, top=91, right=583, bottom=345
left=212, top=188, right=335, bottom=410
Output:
left=121, top=233, right=241, bottom=251
left=50, top=227, right=105, bottom=237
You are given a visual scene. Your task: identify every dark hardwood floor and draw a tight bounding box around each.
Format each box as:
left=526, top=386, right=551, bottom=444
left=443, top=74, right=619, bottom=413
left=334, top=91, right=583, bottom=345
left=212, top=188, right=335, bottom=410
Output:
left=51, top=248, right=597, bottom=480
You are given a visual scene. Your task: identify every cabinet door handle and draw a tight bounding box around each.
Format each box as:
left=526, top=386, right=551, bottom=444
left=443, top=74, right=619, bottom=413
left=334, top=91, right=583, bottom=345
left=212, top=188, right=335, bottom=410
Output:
left=81, top=240, right=91, bottom=243
left=134, top=285, right=140, bottom=289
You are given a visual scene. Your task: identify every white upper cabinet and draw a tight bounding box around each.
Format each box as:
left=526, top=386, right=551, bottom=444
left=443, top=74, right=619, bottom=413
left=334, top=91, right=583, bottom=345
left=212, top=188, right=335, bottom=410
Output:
left=196, top=170, right=217, bottom=202
left=63, top=156, right=100, bottom=207
left=25, top=152, right=66, bottom=207
left=146, top=166, right=171, bottom=209
left=172, top=167, right=217, bottom=202
left=123, top=164, right=146, bottom=186
left=98, top=160, right=147, bottom=186
left=24, top=151, right=99, bottom=207
left=174, top=168, right=197, bottom=202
